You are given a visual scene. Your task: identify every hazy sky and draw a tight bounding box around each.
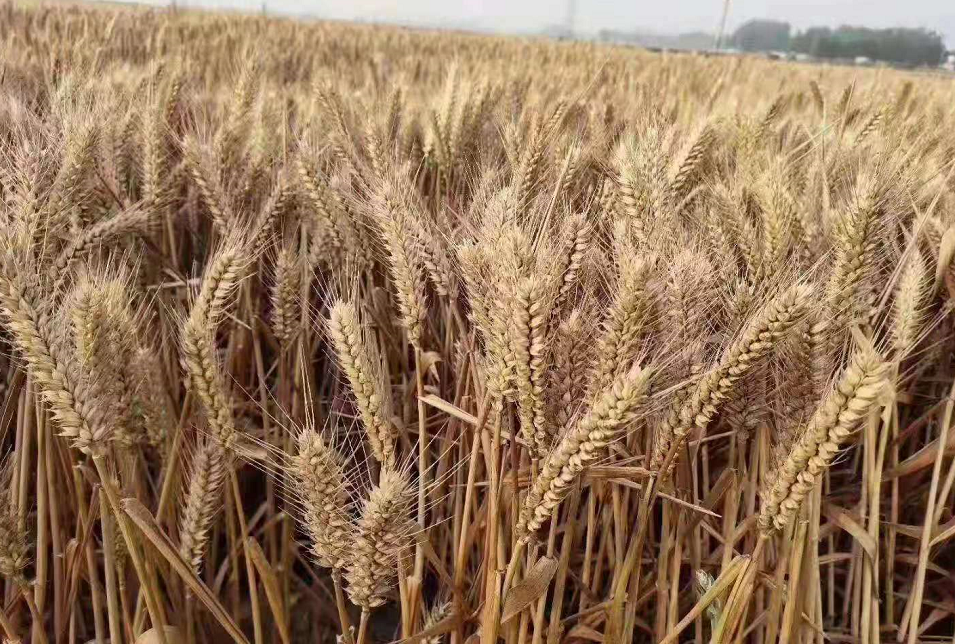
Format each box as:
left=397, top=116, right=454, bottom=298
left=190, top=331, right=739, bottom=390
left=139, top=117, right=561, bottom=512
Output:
left=141, top=0, right=955, bottom=45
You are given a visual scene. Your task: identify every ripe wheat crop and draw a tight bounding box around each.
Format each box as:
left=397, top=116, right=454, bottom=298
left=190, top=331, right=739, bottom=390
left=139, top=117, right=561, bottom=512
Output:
left=1, top=3, right=955, bottom=644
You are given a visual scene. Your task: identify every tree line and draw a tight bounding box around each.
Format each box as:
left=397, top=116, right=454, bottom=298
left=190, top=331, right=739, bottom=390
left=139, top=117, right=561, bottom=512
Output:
left=731, top=19, right=946, bottom=67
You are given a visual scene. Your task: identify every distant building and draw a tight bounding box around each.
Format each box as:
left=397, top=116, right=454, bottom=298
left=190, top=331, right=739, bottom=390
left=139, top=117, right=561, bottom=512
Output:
left=944, top=52, right=955, bottom=71
left=596, top=28, right=713, bottom=51
left=542, top=24, right=574, bottom=40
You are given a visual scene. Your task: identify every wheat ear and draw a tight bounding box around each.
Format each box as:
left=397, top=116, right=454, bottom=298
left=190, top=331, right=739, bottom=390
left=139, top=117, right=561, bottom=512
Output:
left=759, top=344, right=887, bottom=533
left=0, top=236, right=108, bottom=452
left=457, top=241, right=514, bottom=406
left=270, top=241, right=304, bottom=349
left=651, top=283, right=811, bottom=476
left=518, top=365, right=651, bottom=541
left=410, top=214, right=457, bottom=299
left=181, top=234, right=249, bottom=449
left=327, top=299, right=397, bottom=467
left=251, top=176, right=295, bottom=250
left=296, top=156, right=347, bottom=264
left=0, top=461, right=28, bottom=582
left=825, top=170, right=886, bottom=330
left=589, top=252, right=655, bottom=395
left=129, top=345, right=174, bottom=451
left=892, top=248, right=928, bottom=358
left=371, top=177, right=429, bottom=350
left=345, top=467, right=416, bottom=609
left=552, top=212, right=592, bottom=315
left=67, top=271, right=141, bottom=446
left=51, top=205, right=154, bottom=292
left=178, top=437, right=228, bottom=574
left=510, top=275, right=554, bottom=457
left=670, top=124, right=715, bottom=198
left=183, top=137, right=229, bottom=230
left=549, top=309, right=594, bottom=432
left=290, top=425, right=353, bottom=570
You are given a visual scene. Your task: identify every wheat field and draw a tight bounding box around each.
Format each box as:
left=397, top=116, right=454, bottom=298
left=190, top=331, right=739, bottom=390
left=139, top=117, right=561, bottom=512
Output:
left=2, top=3, right=955, bottom=644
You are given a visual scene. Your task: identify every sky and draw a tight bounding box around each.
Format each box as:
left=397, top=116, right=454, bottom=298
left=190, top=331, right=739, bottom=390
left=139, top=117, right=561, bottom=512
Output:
left=134, top=0, right=955, bottom=46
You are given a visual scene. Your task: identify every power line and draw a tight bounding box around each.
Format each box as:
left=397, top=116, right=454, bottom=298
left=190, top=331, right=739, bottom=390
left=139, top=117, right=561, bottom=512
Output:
left=714, top=0, right=731, bottom=49
left=567, top=0, right=576, bottom=36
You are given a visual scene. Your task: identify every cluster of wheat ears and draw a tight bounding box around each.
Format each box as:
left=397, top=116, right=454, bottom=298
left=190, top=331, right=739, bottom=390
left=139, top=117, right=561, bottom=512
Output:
left=2, top=3, right=955, bottom=644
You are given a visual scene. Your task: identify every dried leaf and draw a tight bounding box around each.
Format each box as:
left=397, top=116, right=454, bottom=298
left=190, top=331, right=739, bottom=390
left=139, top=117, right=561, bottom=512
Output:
left=421, top=350, right=442, bottom=381
left=565, top=625, right=604, bottom=642
left=246, top=538, right=291, bottom=644
left=501, top=556, right=558, bottom=624
left=134, top=627, right=184, bottom=644
left=823, top=503, right=876, bottom=559
left=936, top=225, right=955, bottom=291
left=122, top=498, right=250, bottom=644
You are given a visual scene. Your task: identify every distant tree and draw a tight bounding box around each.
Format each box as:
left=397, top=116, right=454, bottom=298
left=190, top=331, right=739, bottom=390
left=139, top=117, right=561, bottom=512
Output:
left=731, top=19, right=791, bottom=52
left=791, top=27, right=833, bottom=57
left=791, top=25, right=944, bottom=66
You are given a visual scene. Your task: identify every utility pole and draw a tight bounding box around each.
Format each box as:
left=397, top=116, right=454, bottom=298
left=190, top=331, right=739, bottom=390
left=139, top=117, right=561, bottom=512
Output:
left=714, top=0, right=731, bottom=50
left=566, top=0, right=576, bottom=38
